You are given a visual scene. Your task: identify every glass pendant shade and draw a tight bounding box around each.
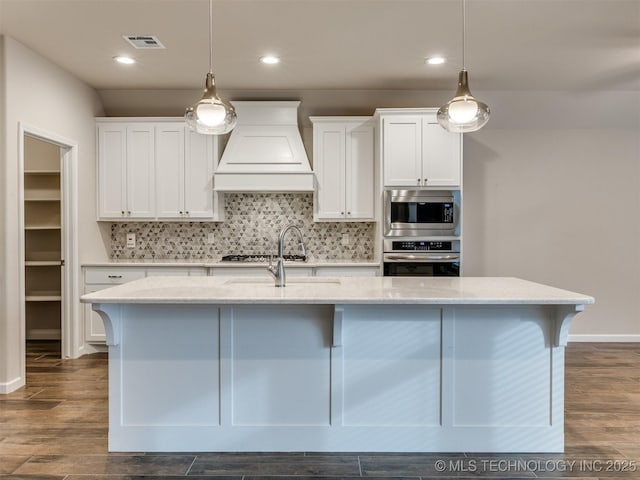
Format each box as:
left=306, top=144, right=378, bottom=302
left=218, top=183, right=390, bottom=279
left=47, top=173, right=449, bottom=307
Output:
left=185, top=73, right=237, bottom=135
left=437, top=70, right=490, bottom=133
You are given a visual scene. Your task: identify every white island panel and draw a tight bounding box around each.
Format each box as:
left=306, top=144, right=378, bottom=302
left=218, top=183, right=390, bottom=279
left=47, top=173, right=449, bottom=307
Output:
left=228, top=305, right=333, bottom=426
left=342, top=305, right=441, bottom=427
left=120, top=305, right=220, bottom=427
left=85, top=276, right=593, bottom=453
left=450, top=306, right=552, bottom=427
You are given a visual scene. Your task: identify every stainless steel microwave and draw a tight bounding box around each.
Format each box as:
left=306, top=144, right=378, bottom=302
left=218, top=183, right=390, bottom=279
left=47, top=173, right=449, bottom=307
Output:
left=384, top=190, right=457, bottom=237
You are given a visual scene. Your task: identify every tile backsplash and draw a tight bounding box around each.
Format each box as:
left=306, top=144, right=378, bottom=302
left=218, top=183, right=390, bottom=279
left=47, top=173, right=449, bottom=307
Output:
left=110, top=193, right=375, bottom=261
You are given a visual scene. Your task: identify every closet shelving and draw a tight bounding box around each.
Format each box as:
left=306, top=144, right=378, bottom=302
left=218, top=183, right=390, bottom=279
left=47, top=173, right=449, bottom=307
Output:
left=23, top=145, right=62, bottom=338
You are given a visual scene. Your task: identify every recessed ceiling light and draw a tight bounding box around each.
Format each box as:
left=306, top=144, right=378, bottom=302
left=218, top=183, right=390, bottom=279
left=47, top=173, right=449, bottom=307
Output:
left=114, top=56, right=135, bottom=65
left=426, top=56, right=446, bottom=65
left=260, top=55, right=280, bottom=65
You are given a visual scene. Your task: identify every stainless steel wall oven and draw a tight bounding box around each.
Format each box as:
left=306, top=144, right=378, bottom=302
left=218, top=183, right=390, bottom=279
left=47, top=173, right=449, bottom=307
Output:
left=383, top=239, right=460, bottom=277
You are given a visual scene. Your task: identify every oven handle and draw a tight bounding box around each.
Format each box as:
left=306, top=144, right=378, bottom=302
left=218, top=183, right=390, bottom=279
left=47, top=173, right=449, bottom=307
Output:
left=383, top=253, right=460, bottom=262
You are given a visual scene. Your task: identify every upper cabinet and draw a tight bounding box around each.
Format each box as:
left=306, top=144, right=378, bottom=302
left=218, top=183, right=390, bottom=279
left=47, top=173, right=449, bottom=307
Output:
left=97, top=118, right=224, bottom=222
left=155, top=124, right=218, bottom=220
left=311, top=117, right=375, bottom=222
left=378, top=109, right=461, bottom=188
left=98, top=123, right=155, bottom=219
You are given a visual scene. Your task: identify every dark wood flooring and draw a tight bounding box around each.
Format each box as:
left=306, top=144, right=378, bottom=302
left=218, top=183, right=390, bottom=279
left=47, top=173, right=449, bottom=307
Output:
left=0, top=341, right=639, bottom=479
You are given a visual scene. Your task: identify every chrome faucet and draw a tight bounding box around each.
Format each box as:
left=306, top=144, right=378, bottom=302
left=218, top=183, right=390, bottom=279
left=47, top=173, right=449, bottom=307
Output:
left=267, top=224, right=306, bottom=287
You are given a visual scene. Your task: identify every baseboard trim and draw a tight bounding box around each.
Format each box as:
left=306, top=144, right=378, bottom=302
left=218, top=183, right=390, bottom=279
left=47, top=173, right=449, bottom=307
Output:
left=79, top=342, right=108, bottom=356
left=568, top=334, right=640, bottom=343
left=0, top=376, right=25, bottom=394
left=27, top=328, right=62, bottom=340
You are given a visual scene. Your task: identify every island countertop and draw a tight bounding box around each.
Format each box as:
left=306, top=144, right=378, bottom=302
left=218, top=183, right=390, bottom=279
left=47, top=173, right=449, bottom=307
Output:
left=81, top=276, right=594, bottom=305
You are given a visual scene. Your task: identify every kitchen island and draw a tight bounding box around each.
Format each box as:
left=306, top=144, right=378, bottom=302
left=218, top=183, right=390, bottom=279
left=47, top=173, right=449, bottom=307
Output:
left=81, top=276, right=593, bottom=453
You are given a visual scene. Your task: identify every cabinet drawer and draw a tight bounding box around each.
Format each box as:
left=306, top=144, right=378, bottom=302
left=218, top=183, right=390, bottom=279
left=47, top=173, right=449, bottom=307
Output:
left=85, top=268, right=146, bottom=285
left=209, top=267, right=313, bottom=277
left=315, top=266, right=379, bottom=277
left=146, top=267, right=208, bottom=277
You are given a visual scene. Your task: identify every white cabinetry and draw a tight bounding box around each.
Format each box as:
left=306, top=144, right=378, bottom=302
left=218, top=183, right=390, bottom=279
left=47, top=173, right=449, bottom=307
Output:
left=84, top=267, right=146, bottom=342
left=378, top=109, right=461, bottom=188
left=311, top=117, right=374, bottom=221
left=209, top=265, right=378, bottom=277
left=209, top=266, right=314, bottom=277
left=314, top=265, right=379, bottom=277
left=98, top=123, right=155, bottom=219
left=145, top=267, right=207, bottom=277
left=155, top=125, right=220, bottom=220
left=97, top=118, right=223, bottom=222
left=83, top=265, right=207, bottom=343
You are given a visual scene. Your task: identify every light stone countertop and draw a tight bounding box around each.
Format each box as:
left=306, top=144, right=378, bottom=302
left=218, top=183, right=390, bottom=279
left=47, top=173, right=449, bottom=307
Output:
left=81, top=276, right=595, bottom=306
left=82, top=260, right=380, bottom=268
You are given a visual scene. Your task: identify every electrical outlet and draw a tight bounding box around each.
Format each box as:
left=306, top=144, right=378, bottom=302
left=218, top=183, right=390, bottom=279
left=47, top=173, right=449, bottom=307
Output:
left=207, top=232, right=216, bottom=244
left=126, top=232, right=136, bottom=249
left=341, top=234, right=349, bottom=246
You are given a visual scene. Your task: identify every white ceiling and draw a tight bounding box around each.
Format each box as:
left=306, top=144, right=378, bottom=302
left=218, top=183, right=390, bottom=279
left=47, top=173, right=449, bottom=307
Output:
left=0, top=0, right=639, bottom=92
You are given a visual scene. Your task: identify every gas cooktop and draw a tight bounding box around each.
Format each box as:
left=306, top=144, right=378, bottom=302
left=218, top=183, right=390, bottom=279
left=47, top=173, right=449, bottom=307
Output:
left=220, top=254, right=307, bottom=263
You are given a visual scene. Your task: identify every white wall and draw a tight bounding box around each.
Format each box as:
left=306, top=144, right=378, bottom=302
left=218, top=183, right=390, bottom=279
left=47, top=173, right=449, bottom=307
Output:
left=0, top=36, right=106, bottom=391
left=463, top=91, right=640, bottom=339
left=0, top=35, right=7, bottom=387
left=100, top=87, right=640, bottom=339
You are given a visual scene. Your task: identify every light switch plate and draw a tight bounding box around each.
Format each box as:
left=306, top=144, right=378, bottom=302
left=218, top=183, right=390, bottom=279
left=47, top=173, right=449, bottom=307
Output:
left=341, top=234, right=349, bottom=246
left=126, top=232, right=136, bottom=248
left=207, top=232, right=215, bottom=244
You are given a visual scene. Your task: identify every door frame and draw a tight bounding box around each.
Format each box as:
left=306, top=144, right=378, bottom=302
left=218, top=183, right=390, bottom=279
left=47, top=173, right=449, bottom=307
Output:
left=17, top=123, right=80, bottom=371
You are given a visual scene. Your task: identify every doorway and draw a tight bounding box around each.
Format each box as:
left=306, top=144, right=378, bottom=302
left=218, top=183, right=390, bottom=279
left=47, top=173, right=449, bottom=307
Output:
left=23, top=136, right=63, bottom=353
left=18, top=123, right=79, bottom=381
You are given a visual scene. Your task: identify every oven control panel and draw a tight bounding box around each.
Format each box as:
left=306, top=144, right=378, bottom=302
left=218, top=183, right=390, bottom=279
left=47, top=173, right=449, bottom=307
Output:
left=393, top=241, right=451, bottom=251
left=384, top=239, right=460, bottom=253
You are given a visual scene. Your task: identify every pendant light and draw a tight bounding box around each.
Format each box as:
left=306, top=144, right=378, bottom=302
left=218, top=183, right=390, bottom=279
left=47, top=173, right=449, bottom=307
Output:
left=185, top=0, right=237, bottom=135
left=437, top=0, right=490, bottom=133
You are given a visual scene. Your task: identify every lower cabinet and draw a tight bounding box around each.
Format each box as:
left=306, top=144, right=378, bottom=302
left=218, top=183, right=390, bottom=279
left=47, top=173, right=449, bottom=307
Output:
left=315, top=266, right=379, bottom=277
left=208, top=267, right=314, bottom=277
left=145, top=267, right=208, bottom=277
left=83, top=266, right=207, bottom=343
left=84, top=264, right=379, bottom=343
left=84, top=267, right=146, bottom=343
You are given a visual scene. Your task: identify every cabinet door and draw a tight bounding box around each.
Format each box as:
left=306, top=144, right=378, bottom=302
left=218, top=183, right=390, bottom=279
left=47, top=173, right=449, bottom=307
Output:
left=84, top=285, right=107, bottom=342
left=84, top=267, right=146, bottom=343
left=126, top=125, right=156, bottom=218
left=155, top=124, right=185, bottom=218
left=382, top=116, right=423, bottom=187
left=345, top=123, right=374, bottom=220
left=184, top=130, right=215, bottom=219
left=314, top=123, right=346, bottom=220
left=97, top=125, right=126, bottom=219
left=422, top=119, right=462, bottom=187
left=146, top=267, right=207, bottom=276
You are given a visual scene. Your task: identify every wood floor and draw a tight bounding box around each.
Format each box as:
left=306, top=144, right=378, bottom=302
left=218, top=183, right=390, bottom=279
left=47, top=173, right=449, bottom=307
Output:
left=0, top=341, right=639, bottom=479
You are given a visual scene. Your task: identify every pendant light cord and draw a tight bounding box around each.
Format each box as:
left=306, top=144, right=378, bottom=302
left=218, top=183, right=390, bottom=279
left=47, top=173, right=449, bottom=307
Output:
left=208, top=0, right=213, bottom=74
left=462, top=0, right=466, bottom=70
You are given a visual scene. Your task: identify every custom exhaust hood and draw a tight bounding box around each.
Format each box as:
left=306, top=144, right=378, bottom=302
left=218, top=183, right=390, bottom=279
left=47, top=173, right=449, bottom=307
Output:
left=214, top=101, right=314, bottom=192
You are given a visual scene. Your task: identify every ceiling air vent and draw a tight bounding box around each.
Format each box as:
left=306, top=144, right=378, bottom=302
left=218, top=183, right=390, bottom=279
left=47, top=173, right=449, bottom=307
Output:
left=123, top=35, right=165, bottom=49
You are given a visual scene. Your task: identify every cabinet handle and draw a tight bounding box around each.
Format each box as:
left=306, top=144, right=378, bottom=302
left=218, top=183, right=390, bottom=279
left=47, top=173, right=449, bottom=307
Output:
left=417, top=178, right=421, bottom=185
left=127, top=211, right=131, bottom=215
left=423, top=178, right=428, bottom=185
left=347, top=211, right=351, bottom=215
left=121, top=211, right=125, bottom=215
left=185, top=211, right=189, bottom=215
left=107, top=275, right=122, bottom=279
left=341, top=211, right=344, bottom=215
left=179, top=211, right=183, bottom=215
